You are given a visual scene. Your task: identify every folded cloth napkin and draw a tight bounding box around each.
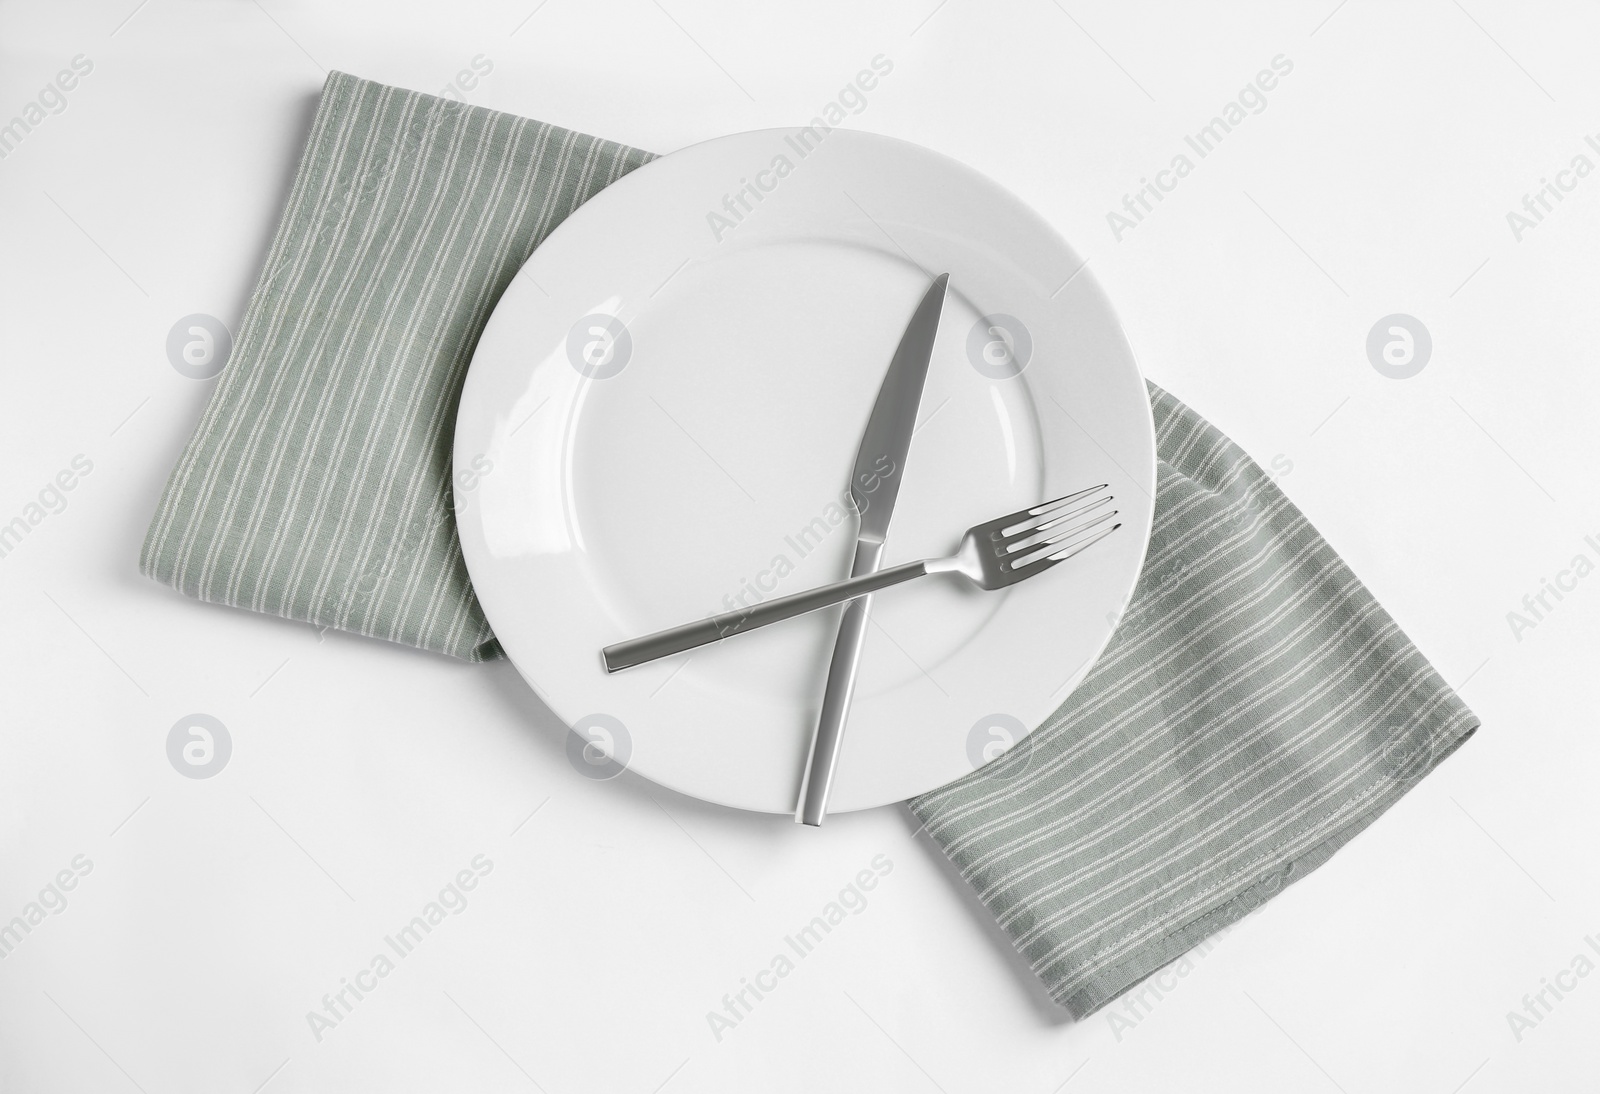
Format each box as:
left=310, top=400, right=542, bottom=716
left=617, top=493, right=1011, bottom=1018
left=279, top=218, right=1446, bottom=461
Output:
left=909, top=386, right=1477, bottom=1016
left=143, top=72, right=1478, bottom=1017
left=142, top=71, right=653, bottom=659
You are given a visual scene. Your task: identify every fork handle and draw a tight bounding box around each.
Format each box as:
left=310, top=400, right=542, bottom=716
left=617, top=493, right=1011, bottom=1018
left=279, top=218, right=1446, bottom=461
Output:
left=601, top=559, right=930, bottom=672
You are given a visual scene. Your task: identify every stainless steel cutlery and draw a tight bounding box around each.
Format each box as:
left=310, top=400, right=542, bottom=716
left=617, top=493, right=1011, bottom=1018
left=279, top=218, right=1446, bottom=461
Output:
left=600, top=485, right=1118, bottom=671
left=796, top=273, right=948, bottom=827
left=595, top=272, right=1121, bottom=826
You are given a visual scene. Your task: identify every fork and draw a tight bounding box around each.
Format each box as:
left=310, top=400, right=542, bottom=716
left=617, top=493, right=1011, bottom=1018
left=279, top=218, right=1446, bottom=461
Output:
left=601, top=484, right=1119, bottom=672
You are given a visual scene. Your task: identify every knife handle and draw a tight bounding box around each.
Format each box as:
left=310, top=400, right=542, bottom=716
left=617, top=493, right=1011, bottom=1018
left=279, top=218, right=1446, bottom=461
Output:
left=601, top=558, right=924, bottom=672
left=795, top=594, right=871, bottom=825
left=795, top=540, right=885, bottom=826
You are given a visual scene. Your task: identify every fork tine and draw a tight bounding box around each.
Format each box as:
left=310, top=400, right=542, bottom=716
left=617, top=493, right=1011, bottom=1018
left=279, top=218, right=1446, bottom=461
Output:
left=997, top=484, right=1109, bottom=539
left=1046, top=520, right=1121, bottom=561
left=1003, top=510, right=1120, bottom=571
left=1002, top=494, right=1116, bottom=552
left=1033, top=520, right=1121, bottom=569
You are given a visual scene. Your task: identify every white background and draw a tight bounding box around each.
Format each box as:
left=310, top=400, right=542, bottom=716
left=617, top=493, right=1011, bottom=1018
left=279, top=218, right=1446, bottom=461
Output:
left=1, top=1, right=1596, bottom=1091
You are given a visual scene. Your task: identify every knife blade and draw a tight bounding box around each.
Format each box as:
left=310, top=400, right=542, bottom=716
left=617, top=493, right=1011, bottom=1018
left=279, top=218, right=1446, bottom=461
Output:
left=795, top=272, right=948, bottom=825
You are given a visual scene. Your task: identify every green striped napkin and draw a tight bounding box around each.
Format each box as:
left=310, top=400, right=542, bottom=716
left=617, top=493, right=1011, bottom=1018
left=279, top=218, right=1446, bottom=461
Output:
left=142, top=72, right=1477, bottom=1018
left=910, top=386, right=1477, bottom=1016
left=142, top=71, right=653, bottom=659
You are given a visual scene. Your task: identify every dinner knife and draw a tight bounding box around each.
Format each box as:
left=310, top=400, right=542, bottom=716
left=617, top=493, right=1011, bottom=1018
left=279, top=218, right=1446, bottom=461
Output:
left=795, top=272, right=948, bottom=826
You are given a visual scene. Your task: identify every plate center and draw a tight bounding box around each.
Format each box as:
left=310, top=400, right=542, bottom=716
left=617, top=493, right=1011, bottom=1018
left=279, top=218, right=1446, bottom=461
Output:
left=568, top=240, right=1042, bottom=702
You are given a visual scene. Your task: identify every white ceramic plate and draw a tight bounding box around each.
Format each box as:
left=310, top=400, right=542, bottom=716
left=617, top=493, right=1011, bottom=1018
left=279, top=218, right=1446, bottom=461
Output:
left=455, top=128, right=1155, bottom=814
